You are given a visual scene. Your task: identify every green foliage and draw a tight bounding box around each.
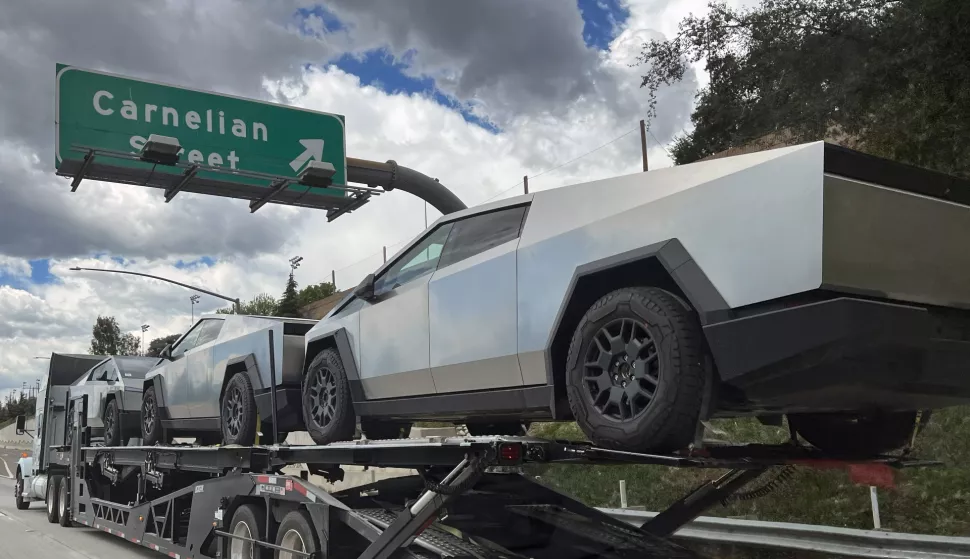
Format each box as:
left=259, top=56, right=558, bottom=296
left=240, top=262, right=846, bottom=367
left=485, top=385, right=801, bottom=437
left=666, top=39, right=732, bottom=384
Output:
left=146, top=333, right=181, bottom=357
left=277, top=272, right=301, bottom=318
left=0, top=393, right=37, bottom=425
left=298, top=281, right=337, bottom=307
left=215, top=293, right=278, bottom=316
left=637, top=0, right=970, bottom=176
left=89, top=315, right=140, bottom=355
left=529, top=408, right=970, bottom=535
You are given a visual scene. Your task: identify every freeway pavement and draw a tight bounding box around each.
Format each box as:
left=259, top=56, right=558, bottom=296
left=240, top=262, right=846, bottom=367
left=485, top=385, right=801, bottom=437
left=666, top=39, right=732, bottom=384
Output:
left=0, top=448, right=26, bottom=478
left=0, top=475, right=156, bottom=559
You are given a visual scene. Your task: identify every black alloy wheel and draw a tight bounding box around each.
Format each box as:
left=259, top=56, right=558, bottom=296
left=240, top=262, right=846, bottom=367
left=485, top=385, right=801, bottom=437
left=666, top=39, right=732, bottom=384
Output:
left=103, top=400, right=121, bottom=446
left=223, top=386, right=245, bottom=440
left=583, top=317, right=660, bottom=421
left=141, top=386, right=162, bottom=445
left=306, top=365, right=338, bottom=430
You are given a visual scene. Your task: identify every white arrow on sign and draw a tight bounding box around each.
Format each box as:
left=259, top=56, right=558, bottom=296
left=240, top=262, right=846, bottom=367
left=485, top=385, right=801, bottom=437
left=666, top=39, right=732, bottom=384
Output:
left=289, top=139, right=325, bottom=172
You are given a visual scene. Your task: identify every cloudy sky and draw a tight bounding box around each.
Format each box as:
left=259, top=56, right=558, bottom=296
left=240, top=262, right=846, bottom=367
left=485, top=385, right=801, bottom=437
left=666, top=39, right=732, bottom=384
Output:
left=0, top=0, right=721, bottom=394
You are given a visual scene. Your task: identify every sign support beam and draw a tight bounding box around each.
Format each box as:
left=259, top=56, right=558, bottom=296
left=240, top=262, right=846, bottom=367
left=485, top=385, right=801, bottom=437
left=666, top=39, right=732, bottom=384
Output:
left=70, top=150, right=95, bottom=192
left=164, top=164, right=199, bottom=202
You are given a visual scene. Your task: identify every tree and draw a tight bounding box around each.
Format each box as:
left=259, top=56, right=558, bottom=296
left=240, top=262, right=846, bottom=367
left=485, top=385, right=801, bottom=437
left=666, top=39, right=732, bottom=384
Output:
left=277, top=272, right=301, bottom=318
left=89, top=315, right=141, bottom=356
left=215, top=293, right=278, bottom=316
left=298, top=281, right=338, bottom=307
left=146, top=333, right=181, bottom=357
left=637, top=0, right=970, bottom=176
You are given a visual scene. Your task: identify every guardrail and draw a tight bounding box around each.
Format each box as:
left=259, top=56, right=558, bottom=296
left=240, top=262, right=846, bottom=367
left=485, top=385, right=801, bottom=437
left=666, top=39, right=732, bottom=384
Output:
left=600, top=508, right=970, bottom=559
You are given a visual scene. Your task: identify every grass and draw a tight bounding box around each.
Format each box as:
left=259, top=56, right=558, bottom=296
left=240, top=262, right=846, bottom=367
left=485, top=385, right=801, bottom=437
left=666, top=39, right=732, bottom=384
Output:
left=527, top=407, right=970, bottom=536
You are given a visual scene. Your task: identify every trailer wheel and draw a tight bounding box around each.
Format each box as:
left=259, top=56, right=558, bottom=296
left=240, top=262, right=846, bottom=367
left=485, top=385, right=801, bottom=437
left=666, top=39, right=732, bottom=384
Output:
left=302, top=349, right=356, bottom=445
left=275, top=510, right=319, bottom=559
left=361, top=419, right=411, bottom=440
left=57, top=478, right=71, bottom=527
left=46, top=475, right=62, bottom=523
left=142, top=386, right=164, bottom=445
left=221, top=373, right=258, bottom=446
left=103, top=399, right=121, bottom=447
left=229, top=504, right=271, bottom=559
left=565, top=287, right=708, bottom=452
left=14, top=470, right=29, bottom=510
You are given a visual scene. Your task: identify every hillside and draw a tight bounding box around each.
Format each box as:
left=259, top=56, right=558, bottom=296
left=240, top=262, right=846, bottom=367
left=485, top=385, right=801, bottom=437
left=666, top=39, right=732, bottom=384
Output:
left=528, top=406, right=970, bottom=536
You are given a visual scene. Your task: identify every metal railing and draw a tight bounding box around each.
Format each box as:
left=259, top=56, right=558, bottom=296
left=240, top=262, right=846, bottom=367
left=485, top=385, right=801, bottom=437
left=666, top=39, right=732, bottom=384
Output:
left=600, top=508, right=970, bottom=559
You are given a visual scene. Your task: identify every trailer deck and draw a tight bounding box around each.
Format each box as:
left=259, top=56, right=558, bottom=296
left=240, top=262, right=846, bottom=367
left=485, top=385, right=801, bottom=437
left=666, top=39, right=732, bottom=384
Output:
left=29, top=395, right=938, bottom=559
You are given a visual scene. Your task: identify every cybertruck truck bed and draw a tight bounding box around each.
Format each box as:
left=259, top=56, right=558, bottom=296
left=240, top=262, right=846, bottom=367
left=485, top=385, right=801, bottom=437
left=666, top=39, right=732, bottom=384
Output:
left=696, top=143, right=970, bottom=414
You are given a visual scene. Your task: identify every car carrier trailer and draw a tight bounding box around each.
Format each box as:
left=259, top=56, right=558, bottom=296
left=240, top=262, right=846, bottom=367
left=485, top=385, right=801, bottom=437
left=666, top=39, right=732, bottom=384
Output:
left=14, top=388, right=937, bottom=559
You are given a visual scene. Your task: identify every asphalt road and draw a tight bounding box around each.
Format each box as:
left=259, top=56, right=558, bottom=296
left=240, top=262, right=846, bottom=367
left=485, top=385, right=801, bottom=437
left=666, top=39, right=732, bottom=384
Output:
left=0, top=448, right=26, bottom=478
left=0, top=474, right=156, bottom=559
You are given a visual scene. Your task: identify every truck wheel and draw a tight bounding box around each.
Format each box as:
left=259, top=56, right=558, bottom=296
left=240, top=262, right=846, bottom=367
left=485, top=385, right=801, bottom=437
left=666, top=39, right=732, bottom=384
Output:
left=230, top=504, right=271, bottom=559
left=221, top=373, right=257, bottom=446
left=46, top=475, right=62, bottom=523
left=466, top=422, right=528, bottom=436
left=58, top=478, right=71, bottom=527
left=302, top=349, right=355, bottom=445
left=141, top=386, right=164, bottom=446
left=14, top=471, right=29, bottom=510
left=566, top=287, right=708, bottom=452
left=361, top=419, right=411, bottom=440
left=789, top=411, right=923, bottom=455
left=103, top=399, right=121, bottom=447
left=275, top=510, right=319, bottom=559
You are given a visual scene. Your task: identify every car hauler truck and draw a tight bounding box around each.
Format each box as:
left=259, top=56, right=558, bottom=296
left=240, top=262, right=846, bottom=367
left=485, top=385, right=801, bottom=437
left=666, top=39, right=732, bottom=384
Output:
left=15, top=353, right=937, bottom=559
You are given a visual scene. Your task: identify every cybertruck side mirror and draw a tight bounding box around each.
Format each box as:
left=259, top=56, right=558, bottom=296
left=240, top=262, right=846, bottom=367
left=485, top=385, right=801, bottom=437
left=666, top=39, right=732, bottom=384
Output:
left=354, top=273, right=376, bottom=301
left=159, top=343, right=173, bottom=360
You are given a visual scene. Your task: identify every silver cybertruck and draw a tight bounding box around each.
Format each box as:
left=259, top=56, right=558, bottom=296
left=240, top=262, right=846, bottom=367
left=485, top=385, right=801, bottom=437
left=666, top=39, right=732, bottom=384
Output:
left=289, top=142, right=970, bottom=454
left=68, top=355, right=158, bottom=446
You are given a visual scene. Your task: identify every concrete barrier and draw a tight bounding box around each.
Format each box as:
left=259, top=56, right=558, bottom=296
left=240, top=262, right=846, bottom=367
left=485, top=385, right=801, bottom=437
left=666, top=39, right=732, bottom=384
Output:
left=0, top=417, right=35, bottom=449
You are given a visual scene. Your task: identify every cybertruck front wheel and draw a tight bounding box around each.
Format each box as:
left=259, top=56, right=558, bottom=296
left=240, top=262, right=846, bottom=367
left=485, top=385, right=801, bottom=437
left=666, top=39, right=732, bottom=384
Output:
left=566, top=287, right=708, bottom=452
left=303, top=348, right=356, bottom=445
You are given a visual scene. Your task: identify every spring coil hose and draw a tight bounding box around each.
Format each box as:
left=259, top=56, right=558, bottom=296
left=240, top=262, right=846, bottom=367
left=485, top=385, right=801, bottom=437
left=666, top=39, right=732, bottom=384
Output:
left=721, top=465, right=798, bottom=505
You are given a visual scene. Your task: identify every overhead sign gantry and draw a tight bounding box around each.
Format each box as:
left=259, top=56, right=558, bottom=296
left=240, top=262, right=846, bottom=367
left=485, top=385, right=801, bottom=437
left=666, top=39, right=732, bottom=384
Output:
left=54, top=63, right=377, bottom=214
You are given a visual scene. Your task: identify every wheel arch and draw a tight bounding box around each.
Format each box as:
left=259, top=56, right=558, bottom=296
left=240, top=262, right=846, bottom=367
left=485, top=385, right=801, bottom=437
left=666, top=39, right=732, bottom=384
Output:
left=304, top=328, right=364, bottom=403
left=544, top=239, right=729, bottom=419
left=219, top=354, right=262, bottom=402
left=142, top=376, right=166, bottom=408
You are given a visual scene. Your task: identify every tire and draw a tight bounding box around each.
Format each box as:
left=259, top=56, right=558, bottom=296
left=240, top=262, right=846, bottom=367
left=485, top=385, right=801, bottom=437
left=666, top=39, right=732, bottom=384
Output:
left=466, top=422, right=528, bottom=436
left=789, top=411, right=923, bottom=455
left=103, top=399, right=121, bottom=447
left=46, top=475, right=62, bottom=523
left=302, top=349, right=356, bottom=445
left=58, top=477, right=71, bottom=527
left=141, top=386, right=164, bottom=446
left=221, top=373, right=258, bottom=446
left=361, top=419, right=412, bottom=440
left=566, top=287, right=709, bottom=452
left=229, top=504, right=271, bottom=559
left=275, top=510, right=319, bottom=559
left=14, top=471, right=29, bottom=510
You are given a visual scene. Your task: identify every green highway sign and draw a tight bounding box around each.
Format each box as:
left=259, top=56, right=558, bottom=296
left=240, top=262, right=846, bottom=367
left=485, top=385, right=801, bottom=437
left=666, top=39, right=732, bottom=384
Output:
left=55, top=64, right=347, bottom=200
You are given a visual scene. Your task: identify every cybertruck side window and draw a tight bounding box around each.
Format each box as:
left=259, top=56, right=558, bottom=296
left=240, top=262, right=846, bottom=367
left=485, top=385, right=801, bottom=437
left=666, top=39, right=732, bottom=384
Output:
left=374, top=222, right=455, bottom=296
left=437, top=204, right=529, bottom=269
left=194, top=319, right=225, bottom=347
left=171, top=322, right=205, bottom=358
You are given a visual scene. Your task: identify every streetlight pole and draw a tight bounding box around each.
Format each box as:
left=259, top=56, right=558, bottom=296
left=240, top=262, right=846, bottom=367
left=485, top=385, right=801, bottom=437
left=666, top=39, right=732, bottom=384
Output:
left=190, top=294, right=200, bottom=321
left=141, top=324, right=150, bottom=356
left=69, top=266, right=241, bottom=313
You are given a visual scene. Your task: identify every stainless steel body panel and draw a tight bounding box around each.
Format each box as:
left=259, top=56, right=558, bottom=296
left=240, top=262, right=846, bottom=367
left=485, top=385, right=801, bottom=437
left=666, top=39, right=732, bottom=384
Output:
left=147, top=314, right=313, bottom=421
left=822, top=174, right=970, bottom=307
left=71, top=356, right=155, bottom=426
left=429, top=240, right=523, bottom=392
left=358, top=275, right=437, bottom=398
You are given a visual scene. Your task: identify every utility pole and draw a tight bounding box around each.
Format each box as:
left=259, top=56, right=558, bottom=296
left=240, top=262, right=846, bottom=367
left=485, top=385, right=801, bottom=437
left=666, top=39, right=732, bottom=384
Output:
left=141, top=324, right=150, bottom=356
left=331, top=269, right=336, bottom=288
left=640, top=119, right=649, bottom=172
left=523, top=175, right=529, bottom=194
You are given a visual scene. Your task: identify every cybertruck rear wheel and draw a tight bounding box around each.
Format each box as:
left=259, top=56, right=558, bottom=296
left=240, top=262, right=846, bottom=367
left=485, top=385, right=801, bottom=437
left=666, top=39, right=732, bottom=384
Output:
left=303, top=348, right=356, bottom=445
left=789, top=411, right=927, bottom=455
left=566, top=287, right=708, bottom=452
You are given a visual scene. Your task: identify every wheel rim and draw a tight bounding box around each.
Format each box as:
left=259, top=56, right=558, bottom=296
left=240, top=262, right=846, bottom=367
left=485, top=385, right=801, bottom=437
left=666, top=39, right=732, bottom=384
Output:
left=278, top=528, right=307, bottom=559
left=229, top=520, right=253, bottom=559
left=143, top=395, right=156, bottom=436
left=104, top=405, right=114, bottom=442
left=223, top=387, right=244, bottom=438
left=48, top=483, right=54, bottom=515
left=583, top=317, right=660, bottom=421
left=58, top=484, right=66, bottom=519
left=307, top=366, right=338, bottom=429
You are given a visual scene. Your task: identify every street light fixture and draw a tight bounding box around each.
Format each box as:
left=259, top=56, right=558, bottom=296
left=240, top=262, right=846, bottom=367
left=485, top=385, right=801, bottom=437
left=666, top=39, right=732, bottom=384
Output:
left=289, top=256, right=303, bottom=272
left=190, top=294, right=201, bottom=321
left=140, top=134, right=182, bottom=165
left=69, top=266, right=242, bottom=313
left=298, top=160, right=336, bottom=188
